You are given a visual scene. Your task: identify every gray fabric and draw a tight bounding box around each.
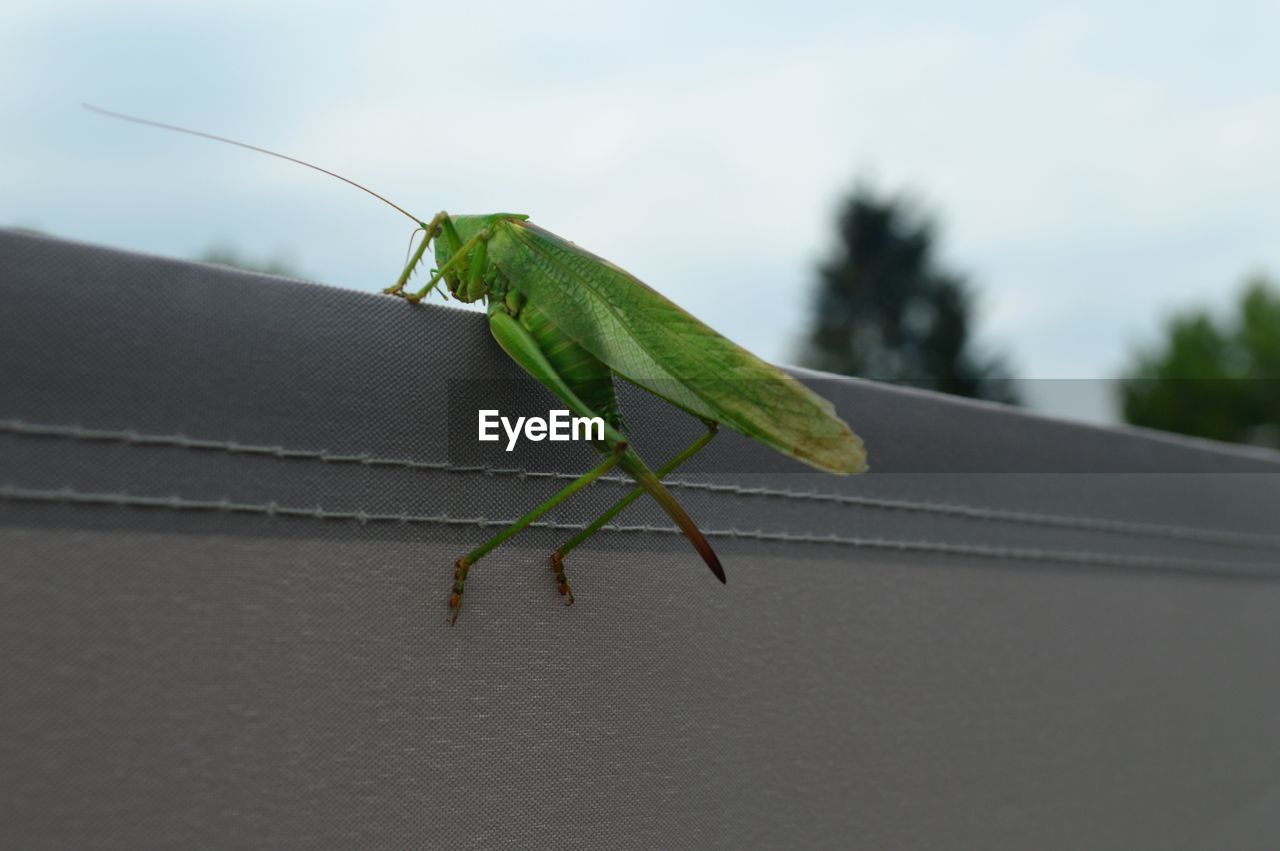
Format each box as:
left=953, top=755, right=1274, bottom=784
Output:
left=2, top=228, right=1280, bottom=849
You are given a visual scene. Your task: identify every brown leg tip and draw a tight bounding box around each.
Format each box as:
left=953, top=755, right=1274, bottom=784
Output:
left=550, top=553, right=574, bottom=605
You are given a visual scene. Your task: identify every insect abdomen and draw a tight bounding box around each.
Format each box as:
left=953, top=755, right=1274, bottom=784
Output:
left=517, top=301, right=624, bottom=431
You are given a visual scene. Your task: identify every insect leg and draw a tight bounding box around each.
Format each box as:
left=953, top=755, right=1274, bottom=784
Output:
left=450, top=445, right=623, bottom=625
left=464, top=236, right=488, bottom=301
left=383, top=211, right=449, bottom=296
left=404, top=230, right=489, bottom=303
left=489, top=309, right=724, bottom=583
left=549, top=422, right=717, bottom=604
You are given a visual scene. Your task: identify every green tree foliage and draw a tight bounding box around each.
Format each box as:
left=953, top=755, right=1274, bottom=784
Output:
left=1121, top=277, right=1280, bottom=447
left=798, top=187, right=1018, bottom=404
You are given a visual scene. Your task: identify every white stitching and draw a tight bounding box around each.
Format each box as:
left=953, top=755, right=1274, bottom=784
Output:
left=3, top=417, right=1278, bottom=552
left=1, top=482, right=1275, bottom=580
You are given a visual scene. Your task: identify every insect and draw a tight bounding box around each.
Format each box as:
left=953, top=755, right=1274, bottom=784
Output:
left=86, top=105, right=868, bottom=623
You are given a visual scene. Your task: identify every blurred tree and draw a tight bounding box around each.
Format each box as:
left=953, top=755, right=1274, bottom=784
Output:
left=198, top=244, right=301, bottom=278
left=1121, top=277, right=1280, bottom=448
left=798, top=187, right=1018, bottom=403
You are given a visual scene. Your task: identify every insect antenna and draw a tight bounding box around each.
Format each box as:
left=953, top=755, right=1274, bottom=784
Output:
left=83, top=103, right=426, bottom=226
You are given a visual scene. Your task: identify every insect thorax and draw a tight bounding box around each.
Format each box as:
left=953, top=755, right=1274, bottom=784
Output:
left=434, top=214, right=524, bottom=303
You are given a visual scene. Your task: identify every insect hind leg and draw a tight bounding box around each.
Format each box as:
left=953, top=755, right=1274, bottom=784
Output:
left=549, top=422, right=717, bottom=603
left=484, top=308, right=723, bottom=613
left=449, top=444, right=623, bottom=624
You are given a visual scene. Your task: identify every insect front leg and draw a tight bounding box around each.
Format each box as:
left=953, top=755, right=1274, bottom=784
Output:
left=404, top=229, right=490, bottom=303
left=383, top=211, right=450, bottom=297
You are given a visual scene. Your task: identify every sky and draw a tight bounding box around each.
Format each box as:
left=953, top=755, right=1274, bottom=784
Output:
left=3, top=1, right=1278, bottom=423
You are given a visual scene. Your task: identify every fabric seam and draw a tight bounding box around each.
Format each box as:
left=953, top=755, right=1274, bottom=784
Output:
left=1, top=482, right=1277, bottom=581
left=3, top=417, right=1277, bottom=553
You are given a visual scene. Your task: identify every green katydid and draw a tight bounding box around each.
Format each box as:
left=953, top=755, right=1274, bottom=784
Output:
left=86, top=105, right=868, bottom=624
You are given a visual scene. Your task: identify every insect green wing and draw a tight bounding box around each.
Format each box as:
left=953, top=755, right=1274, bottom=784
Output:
left=486, top=220, right=868, bottom=474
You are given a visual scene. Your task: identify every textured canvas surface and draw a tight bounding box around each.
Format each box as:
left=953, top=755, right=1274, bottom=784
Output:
left=3, top=229, right=1280, bottom=849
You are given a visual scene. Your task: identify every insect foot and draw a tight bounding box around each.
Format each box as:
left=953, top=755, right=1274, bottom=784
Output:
left=549, top=552, right=575, bottom=606
left=449, top=558, right=471, bottom=625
